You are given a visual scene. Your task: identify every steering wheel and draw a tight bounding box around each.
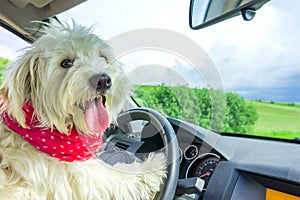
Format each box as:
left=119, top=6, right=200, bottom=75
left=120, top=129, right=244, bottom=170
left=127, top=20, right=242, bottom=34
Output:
left=117, top=108, right=180, bottom=200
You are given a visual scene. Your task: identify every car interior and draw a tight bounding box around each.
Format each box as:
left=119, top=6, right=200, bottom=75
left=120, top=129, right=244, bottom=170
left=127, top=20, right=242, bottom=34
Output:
left=1, top=0, right=300, bottom=199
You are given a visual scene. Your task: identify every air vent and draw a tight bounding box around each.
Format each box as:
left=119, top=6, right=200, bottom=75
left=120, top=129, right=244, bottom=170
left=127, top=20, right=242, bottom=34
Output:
left=115, top=142, right=130, bottom=150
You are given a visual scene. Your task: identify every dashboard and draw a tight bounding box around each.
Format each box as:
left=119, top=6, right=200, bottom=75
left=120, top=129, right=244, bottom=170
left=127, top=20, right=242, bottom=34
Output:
left=101, top=116, right=300, bottom=200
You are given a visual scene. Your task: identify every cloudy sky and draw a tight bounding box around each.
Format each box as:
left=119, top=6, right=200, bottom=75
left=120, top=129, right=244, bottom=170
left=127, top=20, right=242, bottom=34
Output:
left=1, top=0, right=300, bottom=102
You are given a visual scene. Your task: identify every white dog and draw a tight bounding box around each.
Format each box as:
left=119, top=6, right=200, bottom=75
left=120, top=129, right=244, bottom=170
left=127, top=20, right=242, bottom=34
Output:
left=0, top=22, right=166, bottom=199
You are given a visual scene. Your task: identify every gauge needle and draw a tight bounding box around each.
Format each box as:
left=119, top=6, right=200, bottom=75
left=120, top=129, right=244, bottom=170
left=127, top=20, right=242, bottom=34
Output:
left=199, top=171, right=211, bottom=178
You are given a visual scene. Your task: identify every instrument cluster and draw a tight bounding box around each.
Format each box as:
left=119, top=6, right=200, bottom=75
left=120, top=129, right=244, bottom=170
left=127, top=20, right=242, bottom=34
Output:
left=180, top=144, right=221, bottom=191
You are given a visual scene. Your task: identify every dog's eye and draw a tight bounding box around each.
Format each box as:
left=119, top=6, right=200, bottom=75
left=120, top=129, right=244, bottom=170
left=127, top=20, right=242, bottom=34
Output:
left=61, top=59, right=74, bottom=68
left=102, top=56, right=108, bottom=62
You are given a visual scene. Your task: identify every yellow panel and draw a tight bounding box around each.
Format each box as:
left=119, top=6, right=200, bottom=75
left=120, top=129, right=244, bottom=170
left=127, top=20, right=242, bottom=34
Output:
left=266, top=189, right=300, bottom=200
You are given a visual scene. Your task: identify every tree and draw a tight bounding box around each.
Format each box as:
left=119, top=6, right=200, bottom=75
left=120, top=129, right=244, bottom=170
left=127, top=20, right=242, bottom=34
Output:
left=134, top=85, right=258, bottom=134
left=223, top=92, right=258, bottom=133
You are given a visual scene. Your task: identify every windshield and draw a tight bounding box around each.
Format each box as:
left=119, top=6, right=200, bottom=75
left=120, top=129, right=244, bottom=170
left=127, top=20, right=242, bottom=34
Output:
left=1, top=0, right=299, bottom=140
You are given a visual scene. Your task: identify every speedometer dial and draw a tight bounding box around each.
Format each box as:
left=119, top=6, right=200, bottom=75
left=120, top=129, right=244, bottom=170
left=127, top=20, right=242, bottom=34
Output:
left=186, top=153, right=220, bottom=191
left=195, top=157, right=219, bottom=188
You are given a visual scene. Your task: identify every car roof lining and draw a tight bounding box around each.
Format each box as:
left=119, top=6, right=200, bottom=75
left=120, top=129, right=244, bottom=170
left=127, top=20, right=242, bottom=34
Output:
left=0, top=0, right=86, bottom=41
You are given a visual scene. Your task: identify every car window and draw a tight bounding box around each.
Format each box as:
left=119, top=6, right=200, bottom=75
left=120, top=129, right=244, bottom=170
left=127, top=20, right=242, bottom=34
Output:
left=57, top=0, right=300, bottom=140
left=131, top=0, right=299, bottom=140
left=0, top=26, right=27, bottom=82
left=1, top=0, right=299, bottom=140
left=0, top=26, right=28, bottom=60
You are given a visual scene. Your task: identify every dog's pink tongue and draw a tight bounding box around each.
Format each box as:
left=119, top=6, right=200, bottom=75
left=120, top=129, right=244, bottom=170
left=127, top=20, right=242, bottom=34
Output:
left=85, top=99, right=109, bottom=133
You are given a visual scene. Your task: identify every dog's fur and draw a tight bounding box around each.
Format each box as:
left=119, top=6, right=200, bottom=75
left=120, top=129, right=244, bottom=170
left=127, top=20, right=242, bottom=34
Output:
left=0, top=22, right=166, bottom=199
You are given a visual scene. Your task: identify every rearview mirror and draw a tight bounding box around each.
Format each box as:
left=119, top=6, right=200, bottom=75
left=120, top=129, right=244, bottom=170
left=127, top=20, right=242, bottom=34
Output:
left=189, top=0, right=270, bottom=30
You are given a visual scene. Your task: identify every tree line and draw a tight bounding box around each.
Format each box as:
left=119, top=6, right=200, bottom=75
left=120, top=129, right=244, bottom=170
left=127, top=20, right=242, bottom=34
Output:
left=134, top=85, right=257, bottom=133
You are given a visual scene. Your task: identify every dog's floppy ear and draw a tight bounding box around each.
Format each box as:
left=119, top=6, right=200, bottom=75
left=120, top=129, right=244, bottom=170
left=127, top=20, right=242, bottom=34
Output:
left=0, top=50, right=40, bottom=127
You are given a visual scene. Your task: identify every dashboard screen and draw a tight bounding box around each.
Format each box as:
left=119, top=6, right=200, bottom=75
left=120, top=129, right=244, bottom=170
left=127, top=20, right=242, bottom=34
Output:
left=266, top=189, right=300, bottom=200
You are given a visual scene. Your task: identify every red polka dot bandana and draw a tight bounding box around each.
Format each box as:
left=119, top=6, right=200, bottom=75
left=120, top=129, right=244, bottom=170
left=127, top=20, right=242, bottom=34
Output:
left=2, top=101, right=103, bottom=162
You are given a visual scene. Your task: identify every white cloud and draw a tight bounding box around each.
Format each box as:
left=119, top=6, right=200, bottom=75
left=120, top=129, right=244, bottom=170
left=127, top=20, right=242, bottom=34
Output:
left=59, top=0, right=189, bottom=39
left=1, top=0, right=300, bottom=102
left=199, top=1, right=300, bottom=92
left=119, top=50, right=206, bottom=88
left=57, top=0, right=300, bottom=101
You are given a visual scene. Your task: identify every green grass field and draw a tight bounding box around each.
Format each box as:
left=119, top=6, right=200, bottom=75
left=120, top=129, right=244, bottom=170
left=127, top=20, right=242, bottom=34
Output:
left=134, top=85, right=300, bottom=139
left=248, top=101, right=300, bottom=139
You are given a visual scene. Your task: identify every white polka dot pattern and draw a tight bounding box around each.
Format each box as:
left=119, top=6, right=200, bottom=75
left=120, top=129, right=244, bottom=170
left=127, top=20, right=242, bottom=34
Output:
left=2, top=100, right=104, bottom=162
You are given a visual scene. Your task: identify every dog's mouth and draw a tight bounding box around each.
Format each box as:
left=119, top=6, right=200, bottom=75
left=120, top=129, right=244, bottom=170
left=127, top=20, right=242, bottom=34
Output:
left=79, top=95, right=109, bottom=133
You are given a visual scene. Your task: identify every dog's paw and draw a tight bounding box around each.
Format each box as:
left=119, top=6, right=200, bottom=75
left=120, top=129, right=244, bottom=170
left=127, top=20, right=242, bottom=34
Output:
left=139, top=152, right=167, bottom=192
left=113, top=152, right=167, bottom=199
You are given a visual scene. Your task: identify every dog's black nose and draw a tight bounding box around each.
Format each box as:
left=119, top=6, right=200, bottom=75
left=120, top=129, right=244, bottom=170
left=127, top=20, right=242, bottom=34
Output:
left=90, top=73, right=112, bottom=91
left=98, top=73, right=112, bottom=90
